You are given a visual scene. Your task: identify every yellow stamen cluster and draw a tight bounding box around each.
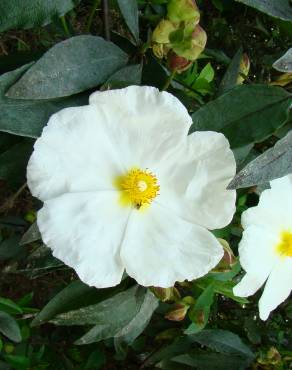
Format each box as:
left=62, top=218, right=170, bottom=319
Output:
left=276, top=230, right=292, bottom=257
left=116, top=168, right=160, bottom=209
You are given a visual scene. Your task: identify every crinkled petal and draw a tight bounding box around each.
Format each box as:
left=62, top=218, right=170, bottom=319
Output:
left=233, top=273, right=267, bottom=298
left=89, top=86, right=193, bottom=168
left=27, top=105, right=125, bottom=201
left=259, top=257, right=292, bottom=320
left=154, top=131, right=236, bottom=229
left=28, top=86, right=193, bottom=202
left=233, top=225, right=280, bottom=298
left=242, top=174, right=292, bottom=232
left=120, top=203, right=223, bottom=287
left=38, top=192, right=130, bottom=288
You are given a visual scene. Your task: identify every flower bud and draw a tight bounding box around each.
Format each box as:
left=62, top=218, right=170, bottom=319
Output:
left=151, top=286, right=180, bottom=302
left=213, top=238, right=236, bottom=272
left=168, top=52, right=192, bottom=72
left=152, top=19, right=177, bottom=44
left=152, top=43, right=166, bottom=59
left=172, top=25, right=207, bottom=61
left=167, top=0, right=200, bottom=24
left=237, top=53, right=250, bottom=84
left=165, top=302, right=189, bottom=321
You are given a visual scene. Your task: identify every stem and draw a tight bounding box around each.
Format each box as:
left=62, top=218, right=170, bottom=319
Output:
left=162, top=69, right=176, bottom=91
left=85, top=0, right=100, bottom=33
left=0, top=183, right=27, bottom=213
left=102, top=0, right=110, bottom=40
left=60, top=15, right=70, bottom=37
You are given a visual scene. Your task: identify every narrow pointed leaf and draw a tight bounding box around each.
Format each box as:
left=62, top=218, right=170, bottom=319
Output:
left=273, top=48, right=292, bottom=73
left=0, top=64, right=88, bottom=138
left=117, top=0, right=139, bottom=43
left=228, top=130, right=292, bottom=189
left=7, top=36, right=128, bottom=99
left=0, top=0, right=80, bottom=32
left=191, top=85, right=292, bottom=148
left=235, top=0, right=292, bottom=22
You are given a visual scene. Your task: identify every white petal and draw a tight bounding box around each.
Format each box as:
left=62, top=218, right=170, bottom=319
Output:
left=89, top=86, right=193, bottom=168
left=242, top=174, right=292, bottom=232
left=233, top=273, right=267, bottom=297
left=38, top=191, right=130, bottom=288
left=259, top=258, right=292, bottom=320
left=238, top=225, right=278, bottom=280
left=27, top=105, right=125, bottom=201
left=120, top=203, right=223, bottom=288
left=154, top=131, right=236, bottom=229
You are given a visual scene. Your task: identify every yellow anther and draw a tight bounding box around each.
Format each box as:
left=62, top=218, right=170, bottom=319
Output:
left=115, top=168, right=160, bottom=209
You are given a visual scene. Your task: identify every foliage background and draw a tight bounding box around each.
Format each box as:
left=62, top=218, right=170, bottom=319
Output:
left=0, top=0, right=291, bottom=369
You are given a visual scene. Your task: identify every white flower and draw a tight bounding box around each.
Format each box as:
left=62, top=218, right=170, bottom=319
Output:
left=233, top=174, right=292, bottom=320
left=27, top=86, right=236, bottom=288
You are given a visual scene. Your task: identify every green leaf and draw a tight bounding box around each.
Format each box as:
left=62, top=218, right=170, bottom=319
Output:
left=105, top=64, right=143, bottom=86
left=114, top=288, right=158, bottom=347
left=198, top=278, right=248, bottom=304
left=117, top=0, right=139, bottom=43
left=0, top=311, right=22, bottom=343
left=172, top=352, right=249, bottom=370
left=198, top=63, right=215, bottom=83
left=228, top=130, right=292, bottom=189
left=235, top=0, right=292, bottom=22
left=7, top=36, right=128, bottom=99
left=20, top=222, right=41, bottom=246
left=218, top=48, right=243, bottom=96
left=0, top=140, right=33, bottom=185
left=0, top=63, right=88, bottom=138
left=189, top=329, right=254, bottom=360
left=0, top=0, right=80, bottom=32
left=185, top=284, right=214, bottom=335
left=31, top=280, right=103, bottom=327
left=4, top=355, right=30, bottom=370
left=0, top=298, right=23, bottom=315
left=76, top=287, right=158, bottom=345
left=273, top=48, right=292, bottom=73
left=191, top=85, right=292, bottom=148
left=0, top=236, right=22, bottom=261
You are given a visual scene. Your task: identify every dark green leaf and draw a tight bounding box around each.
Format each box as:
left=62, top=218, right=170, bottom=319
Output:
left=75, top=287, right=158, bottom=345
left=114, top=289, right=158, bottom=347
left=191, top=85, right=292, bottom=148
left=0, top=298, right=23, bottom=315
left=0, top=64, right=88, bottom=137
left=105, top=64, right=142, bottom=85
left=273, top=48, right=292, bottom=73
left=218, top=48, right=243, bottom=96
left=117, top=0, right=139, bottom=43
left=7, top=36, right=128, bottom=99
left=172, top=352, right=249, bottom=370
left=228, top=130, right=292, bottom=189
left=20, top=222, right=41, bottom=246
left=185, top=284, right=214, bottom=334
left=0, top=140, right=33, bottom=185
left=142, top=55, right=168, bottom=89
left=0, top=236, right=22, bottom=260
left=188, top=329, right=254, bottom=360
left=31, top=280, right=101, bottom=327
left=0, top=0, right=80, bottom=32
left=235, top=0, right=292, bottom=22
left=52, top=286, right=142, bottom=326
left=4, top=355, right=29, bottom=369
left=0, top=311, right=22, bottom=342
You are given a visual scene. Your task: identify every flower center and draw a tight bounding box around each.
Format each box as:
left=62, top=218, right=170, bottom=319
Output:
left=276, top=231, right=292, bottom=257
left=116, top=168, right=160, bottom=209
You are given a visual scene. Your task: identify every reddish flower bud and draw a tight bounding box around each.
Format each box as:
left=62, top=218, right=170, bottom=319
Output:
left=168, top=52, right=192, bottom=72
